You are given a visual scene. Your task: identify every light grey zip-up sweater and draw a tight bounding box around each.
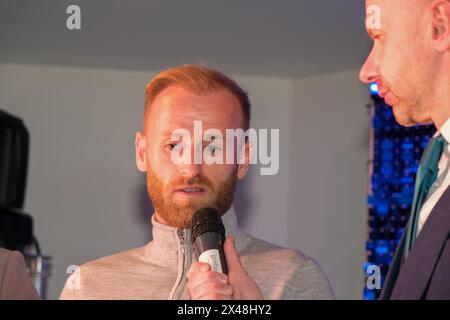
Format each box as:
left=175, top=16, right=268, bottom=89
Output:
left=60, top=207, right=334, bottom=299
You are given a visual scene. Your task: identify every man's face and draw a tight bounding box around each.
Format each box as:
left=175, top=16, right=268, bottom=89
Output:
left=360, top=0, right=437, bottom=127
left=136, top=86, right=248, bottom=229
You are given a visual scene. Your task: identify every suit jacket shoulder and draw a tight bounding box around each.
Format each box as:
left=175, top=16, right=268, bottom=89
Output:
left=390, top=186, right=450, bottom=299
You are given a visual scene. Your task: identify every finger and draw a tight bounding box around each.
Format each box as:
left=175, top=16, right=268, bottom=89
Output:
left=187, top=270, right=229, bottom=291
left=187, top=262, right=211, bottom=280
left=224, top=236, right=244, bottom=273
left=190, top=282, right=234, bottom=300
left=196, top=292, right=233, bottom=300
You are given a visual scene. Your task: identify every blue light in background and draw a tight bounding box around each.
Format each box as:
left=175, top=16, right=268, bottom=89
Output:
left=365, top=100, right=436, bottom=299
left=370, top=83, right=379, bottom=95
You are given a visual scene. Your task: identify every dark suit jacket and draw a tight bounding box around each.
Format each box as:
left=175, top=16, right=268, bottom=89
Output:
left=381, top=185, right=450, bottom=299
left=0, top=248, right=40, bottom=300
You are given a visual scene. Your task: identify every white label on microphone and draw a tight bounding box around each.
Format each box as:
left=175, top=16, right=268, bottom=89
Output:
left=199, top=249, right=223, bottom=273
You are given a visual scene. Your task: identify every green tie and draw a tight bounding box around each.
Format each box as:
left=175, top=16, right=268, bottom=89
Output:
left=403, top=135, right=447, bottom=261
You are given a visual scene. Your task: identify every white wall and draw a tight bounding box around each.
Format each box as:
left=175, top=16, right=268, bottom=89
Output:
left=0, top=63, right=369, bottom=299
left=291, top=70, right=369, bottom=299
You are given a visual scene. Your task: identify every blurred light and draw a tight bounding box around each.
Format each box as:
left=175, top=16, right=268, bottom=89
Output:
left=364, top=288, right=376, bottom=300
left=370, top=83, right=379, bottom=95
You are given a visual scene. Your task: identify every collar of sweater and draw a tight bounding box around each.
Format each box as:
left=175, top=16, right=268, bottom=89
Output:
left=144, top=206, right=250, bottom=268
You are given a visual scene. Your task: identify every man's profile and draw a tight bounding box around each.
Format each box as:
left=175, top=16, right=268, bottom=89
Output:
left=360, top=0, right=450, bottom=299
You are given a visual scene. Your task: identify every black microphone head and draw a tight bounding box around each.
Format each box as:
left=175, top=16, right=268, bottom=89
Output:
left=191, top=207, right=225, bottom=242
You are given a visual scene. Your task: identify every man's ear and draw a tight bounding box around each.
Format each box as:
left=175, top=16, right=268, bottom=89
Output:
left=430, top=0, right=450, bottom=52
left=135, top=131, right=148, bottom=172
left=237, top=140, right=252, bottom=180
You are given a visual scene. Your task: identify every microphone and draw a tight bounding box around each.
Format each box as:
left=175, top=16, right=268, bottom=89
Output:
left=191, top=207, right=228, bottom=274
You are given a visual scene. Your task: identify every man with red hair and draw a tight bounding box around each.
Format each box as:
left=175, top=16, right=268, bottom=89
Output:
left=60, top=64, right=333, bottom=300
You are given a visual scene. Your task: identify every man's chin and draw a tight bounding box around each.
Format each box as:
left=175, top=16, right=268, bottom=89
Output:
left=172, top=197, right=214, bottom=210
left=393, top=110, right=432, bottom=127
left=166, top=202, right=216, bottom=228
left=394, top=116, right=416, bottom=127
left=392, top=106, right=416, bottom=127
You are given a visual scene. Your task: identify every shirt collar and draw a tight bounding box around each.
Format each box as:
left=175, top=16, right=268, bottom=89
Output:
left=145, top=206, right=250, bottom=266
left=436, top=117, right=450, bottom=144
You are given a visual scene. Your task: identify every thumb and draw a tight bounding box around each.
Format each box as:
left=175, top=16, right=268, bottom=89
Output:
left=224, top=236, right=244, bottom=273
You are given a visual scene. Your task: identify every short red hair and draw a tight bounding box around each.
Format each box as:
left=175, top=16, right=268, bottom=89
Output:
left=144, top=64, right=251, bottom=130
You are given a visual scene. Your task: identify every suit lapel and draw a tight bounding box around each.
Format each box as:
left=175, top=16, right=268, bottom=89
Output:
left=391, top=185, right=450, bottom=299
left=380, top=226, right=406, bottom=300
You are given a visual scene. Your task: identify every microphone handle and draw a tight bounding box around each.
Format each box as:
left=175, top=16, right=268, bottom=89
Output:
left=194, top=232, right=228, bottom=274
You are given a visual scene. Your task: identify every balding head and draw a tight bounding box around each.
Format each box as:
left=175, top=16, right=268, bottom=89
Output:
left=360, top=0, right=450, bottom=128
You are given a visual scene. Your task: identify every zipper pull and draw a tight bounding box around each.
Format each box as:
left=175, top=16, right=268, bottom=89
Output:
left=177, top=229, right=185, bottom=254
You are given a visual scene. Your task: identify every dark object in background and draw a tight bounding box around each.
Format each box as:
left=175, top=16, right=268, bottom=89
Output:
left=0, top=208, right=33, bottom=251
left=0, top=109, right=50, bottom=299
left=0, top=109, right=29, bottom=209
left=0, top=109, right=33, bottom=251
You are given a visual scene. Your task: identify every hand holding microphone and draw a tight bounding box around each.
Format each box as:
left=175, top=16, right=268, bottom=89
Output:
left=187, top=208, right=263, bottom=300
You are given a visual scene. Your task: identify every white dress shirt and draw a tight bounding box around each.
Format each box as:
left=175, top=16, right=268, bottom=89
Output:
left=417, top=117, right=450, bottom=234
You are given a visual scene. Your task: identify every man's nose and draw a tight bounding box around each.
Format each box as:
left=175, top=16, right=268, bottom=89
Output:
left=359, top=49, right=379, bottom=84
left=179, top=144, right=203, bottom=178
left=179, top=162, right=203, bottom=178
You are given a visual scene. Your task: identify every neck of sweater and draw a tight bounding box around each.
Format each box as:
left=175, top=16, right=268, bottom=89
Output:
left=144, top=206, right=250, bottom=269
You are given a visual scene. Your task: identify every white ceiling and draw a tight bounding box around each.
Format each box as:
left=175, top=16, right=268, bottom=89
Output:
left=0, top=0, right=371, bottom=78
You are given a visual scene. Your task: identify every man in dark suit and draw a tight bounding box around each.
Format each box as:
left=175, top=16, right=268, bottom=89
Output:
left=360, top=0, right=450, bottom=299
left=0, top=248, right=40, bottom=299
